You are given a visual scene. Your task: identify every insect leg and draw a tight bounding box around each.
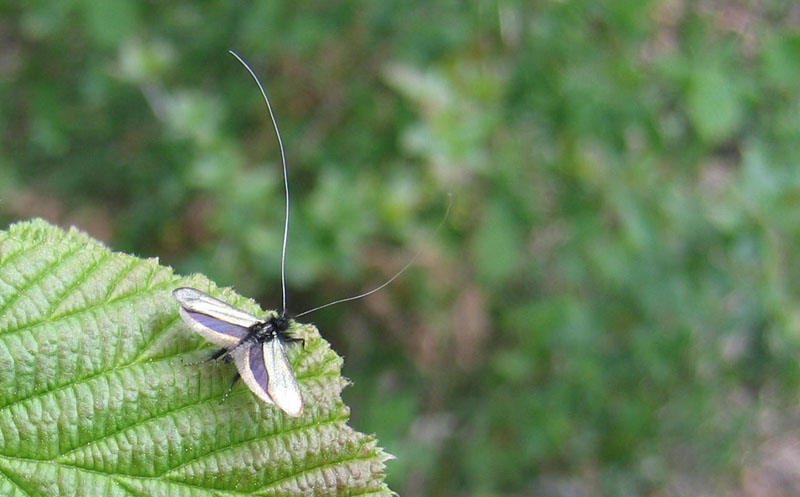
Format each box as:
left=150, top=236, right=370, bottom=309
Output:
left=185, top=347, right=230, bottom=366
left=283, top=336, right=305, bottom=347
left=220, top=373, right=241, bottom=404
left=189, top=334, right=253, bottom=366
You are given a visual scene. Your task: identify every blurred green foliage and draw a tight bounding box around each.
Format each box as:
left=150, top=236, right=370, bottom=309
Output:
left=3, top=1, right=800, bottom=495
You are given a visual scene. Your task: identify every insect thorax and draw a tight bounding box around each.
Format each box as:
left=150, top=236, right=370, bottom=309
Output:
left=251, top=314, right=290, bottom=342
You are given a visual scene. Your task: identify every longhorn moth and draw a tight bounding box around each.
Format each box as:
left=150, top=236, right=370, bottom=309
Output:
left=174, top=50, right=450, bottom=417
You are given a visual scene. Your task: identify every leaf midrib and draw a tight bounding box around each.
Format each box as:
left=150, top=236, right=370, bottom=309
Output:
left=0, top=440, right=380, bottom=496
left=0, top=279, right=175, bottom=340
left=0, top=453, right=247, bottom=497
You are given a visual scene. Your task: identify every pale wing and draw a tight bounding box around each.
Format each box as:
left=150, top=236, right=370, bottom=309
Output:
left=264, top=338, right=304, bottom=417
left=230, top=343, right=275, bottom=405
left=173, top=287, right=260, bottom=347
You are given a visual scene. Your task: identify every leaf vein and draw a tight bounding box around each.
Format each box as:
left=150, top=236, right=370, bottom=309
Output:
left=44, top=249, right=113, bottom=320
left=0, top=279, right=176, bottom=339
left=103, top=257, right=146, bottom=301
left=254, top=453, right=378, bottom=495
left=53, top=387, right=251, bottom=462
left=162, top=414, right=349, bottom=477
left=0, top=348, right=179, bottom=412
left=128, top=314, right=181, bottom=364
left=0, top=237, right=49, bottom=270
left=0, top=243, right=85, bottom=324
left=344, top=486, right=390, bottom=497
left=0, top=455, right=250, bottom=497
left=53, top=370, right=342, bottom=464
left=0, top=464, right=34, bottom=497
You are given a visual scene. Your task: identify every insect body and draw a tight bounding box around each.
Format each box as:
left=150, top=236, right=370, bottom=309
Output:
left=172, top=50, right=448, bottom=417
left=173, top=287, right=304, bottom=417
left=172, top=50, right=305, bottom=417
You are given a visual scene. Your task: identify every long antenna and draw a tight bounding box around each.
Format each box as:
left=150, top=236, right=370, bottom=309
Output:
left=229, top=50, right=291, bottom=316
left=296, top=194, right=453, bottom=318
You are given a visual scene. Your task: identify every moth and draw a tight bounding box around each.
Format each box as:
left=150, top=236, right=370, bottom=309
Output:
left=172, top=50, right=309, bottom=417
left=173, top=50, right=449, bottom=417
left=173, top=287, right=304, bottom=417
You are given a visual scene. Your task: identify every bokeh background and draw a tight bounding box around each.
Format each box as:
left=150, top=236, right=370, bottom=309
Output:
left=3, top=1, right=800, bottom=495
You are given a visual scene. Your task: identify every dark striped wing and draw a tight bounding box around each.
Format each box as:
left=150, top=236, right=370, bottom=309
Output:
left=172, top=287, right=260, bottom=348
left=263, top=336, right=303, bottom=416
left=230, top=336, right=303, bottom=416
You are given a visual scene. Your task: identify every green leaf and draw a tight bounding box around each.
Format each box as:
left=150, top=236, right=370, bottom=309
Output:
left=80, top=0, right=140, bottom=48
left=686, top=63, right=744, bottom=144
left=0, top=219, right=393, bottom=497
left=471, top=200, right=524, bottom=287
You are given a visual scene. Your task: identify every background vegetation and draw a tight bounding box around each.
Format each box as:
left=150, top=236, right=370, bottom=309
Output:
left=3, top=1, right=800, bottom=495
